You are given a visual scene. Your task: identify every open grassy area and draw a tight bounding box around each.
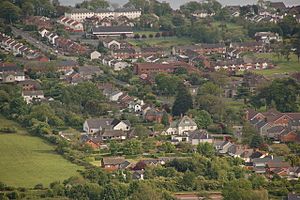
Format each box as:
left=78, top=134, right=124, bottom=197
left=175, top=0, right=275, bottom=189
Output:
left=0, top=116, right=83, bottom=188
left=127, top=37, right=195, bottom=49
left=253, top=53, right=300, bottom=76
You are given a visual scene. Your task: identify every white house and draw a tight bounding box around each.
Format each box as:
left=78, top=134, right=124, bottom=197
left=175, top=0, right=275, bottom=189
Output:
left=83, top=118, right=131, bottom=134
left=112, top=61, right=129, bottom=71
left=166, top=116, right=198, bottom=135
left=90, top=50, right=102, bottom=60
left=22, top=90, right=45, bottom=104
left=64, top=8, right=141, bottom=22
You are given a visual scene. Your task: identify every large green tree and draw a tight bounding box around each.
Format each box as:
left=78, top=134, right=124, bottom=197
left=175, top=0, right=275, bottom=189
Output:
left=0, top=1, right=21, bottom=23
left=172, top=84, right=193, bottom=116
left=251, top=78, right=300, bottom=112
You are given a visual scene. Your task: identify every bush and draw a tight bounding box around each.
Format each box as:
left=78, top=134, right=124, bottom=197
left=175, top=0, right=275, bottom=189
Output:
left=34, top=183, right=44, bottom=190
left=0, top=127, right=17, bottom=133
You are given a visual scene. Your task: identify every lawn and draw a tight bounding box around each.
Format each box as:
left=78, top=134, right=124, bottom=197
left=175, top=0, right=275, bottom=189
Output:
left=253, top=53, right=300, bottom=76
left=127, top=37, right=195, bottom=49
left=0, top=116, right=83, bottom=188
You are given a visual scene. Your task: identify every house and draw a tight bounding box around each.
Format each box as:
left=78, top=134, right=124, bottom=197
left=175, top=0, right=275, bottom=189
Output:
left=252, top=156, right=284, bottom=173
left=245, top=108, right=300, bottom=141
left=101, top=130, right=127, bottom=141
left=254, top=32, right=281, bottom=44
left=103, top=38, right=121, bottom=49
left=144, top=108, right=165, bottom=123
left=166, top=116, right=197, bottom=135
left=287, top=193, right=300, bottom=200
left=134, top=62, right=200, bottom=75
left=266, top=160, right=290, bottom=174
left=0, top=63, right=25, bottom=83
left=269, top=2, right=286, bottom=13
left=214, top=141, right=233, bottom=154
left=103, top=89, right=123, bottom=101
left=64, top=8, right=141, bottom=22
left=24, top=16, right=53, bottom=30
left=57, top=16, right=84, bottom=32
left=17, top=79, right=41, bottom=91
left=90, top=51, right=101, bottom=60
left=132, top=170, right=144, bottom=180
left=111, top=61, right=129, bottom=71
left=101, top=157, right=130, bottom=171
left=92, top=26, right=134, bottom=37
left=79, top=66, right=103, bottom=79
left=288, top=167, right=300, bottom=179
left=112, top=48, right=137, bottom=59
left=188, top=129, right=213, bottom=145
left=83, top=118, right=131, bottom=134
left=22, top=90, right=45, bottom=104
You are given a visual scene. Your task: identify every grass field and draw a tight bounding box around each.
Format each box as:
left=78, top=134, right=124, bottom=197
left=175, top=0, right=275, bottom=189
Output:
left=253, top=53, right=300, bottom=76
left=0, top=116, right=83, bottom=188
left=127, top=37, right=195, bottom=49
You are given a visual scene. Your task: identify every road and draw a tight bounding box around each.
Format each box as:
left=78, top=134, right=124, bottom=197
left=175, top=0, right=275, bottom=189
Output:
left=11, top=27, right=77, bottom=60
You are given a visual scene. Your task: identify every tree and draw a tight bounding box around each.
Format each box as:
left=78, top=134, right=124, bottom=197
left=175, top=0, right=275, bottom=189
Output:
left=172, top=14, right=185, bottom=27
left=161, top=112, right=170, bottom=126
left=250, top=135, right=264, bottom=148
left=251, top=78, right=300, bottom=112
left=133, top=34, right=140, bottom=39
left=123, top=139, right=142, bottom=155
left=134, top=125, right=149, bottom=140
left=198, top=82, right=222, bottom=96
left=109, top=141, right=121, bottom=155
left=249, top=174, right=267, bottom=189
left=0, top=1, right=21, bottom=23
left=172, top=84, right=193, bottom=116
left=194, top=110, right=213, bottom=129
left=197, top=142, right=215, bottom=157
left=235, top=85, right=251, bottom=104
left=155, top=73, right=180, bottom=96
left=77, top=56, right=85, bottom=66
left=130, top=182, right=164, bottom=200
left=160, top=142, right=175, bottom=153
left=222, top=179, right=252, bottom=200
left=280, top=41, right=292, bottom=61
left=292, top=34, right=300, bottom=62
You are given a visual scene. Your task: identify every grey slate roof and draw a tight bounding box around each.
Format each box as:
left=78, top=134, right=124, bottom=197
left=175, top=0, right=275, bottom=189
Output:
left=92, top=26, right=133, bottom=33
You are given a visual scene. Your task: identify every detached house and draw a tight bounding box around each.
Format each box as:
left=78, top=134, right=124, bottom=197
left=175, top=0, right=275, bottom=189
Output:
left=166, top=116, right=197, bottom=135
left=83, top=118, right=131, bottom=134
left=22, top=90, right=45, bottom=104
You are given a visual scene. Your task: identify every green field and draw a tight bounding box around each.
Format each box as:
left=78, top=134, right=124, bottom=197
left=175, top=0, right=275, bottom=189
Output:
left=0, top=116, right=83, bottom=188
left=128, top=37, right=195, bottom=49
left=253, top=53, right=300, bottom=76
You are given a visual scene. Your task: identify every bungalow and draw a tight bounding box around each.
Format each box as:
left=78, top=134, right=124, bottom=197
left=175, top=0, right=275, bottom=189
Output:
left=83, top=118, right=131, bottom=134
left=101, top=157, right=130, bottom=171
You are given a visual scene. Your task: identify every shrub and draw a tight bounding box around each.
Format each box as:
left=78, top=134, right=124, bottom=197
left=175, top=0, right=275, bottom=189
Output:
left=0, top=127, right=17, bottom=133
left=34, top=183, right=44, bottom=190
